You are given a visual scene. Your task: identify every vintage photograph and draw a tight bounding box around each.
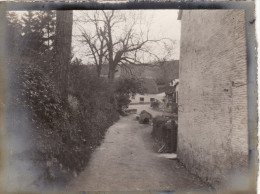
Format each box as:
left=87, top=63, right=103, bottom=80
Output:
left=0, top=1, right=257, bottom=193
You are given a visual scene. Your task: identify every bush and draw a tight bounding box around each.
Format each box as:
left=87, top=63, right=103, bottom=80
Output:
left=139, top=110, right=152, bottom=124
left=151, top=100, right=160, bottom=109
left=6, top=12, right=120, bottom=185
left=114, top=77, right=146, bottom=115
left=152, top=116, right=178, bottom=153
left=10, top=61, right=119, bottom=183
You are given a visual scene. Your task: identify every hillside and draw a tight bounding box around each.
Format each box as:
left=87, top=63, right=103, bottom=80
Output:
left=118, top=60, right=179, bottom=93
left=115, top=60, right=179, bottom=81
left=84, top=60, right=179, bottom=94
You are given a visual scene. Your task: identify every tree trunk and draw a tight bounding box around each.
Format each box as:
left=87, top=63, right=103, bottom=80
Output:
left=106, top=20, right=115, bottom=82
left=97, top=65, right=101, bottom=77
left=47, top=21, right=50, bottom=47
left=108, top=64, right=115, bottom=81
left=108, top=71, right=114, bottom=81
left=55, top=10, right=73, bottom=101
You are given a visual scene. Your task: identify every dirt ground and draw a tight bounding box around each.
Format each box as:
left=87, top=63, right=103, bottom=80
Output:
left=66, top=112, right=212, bottom=192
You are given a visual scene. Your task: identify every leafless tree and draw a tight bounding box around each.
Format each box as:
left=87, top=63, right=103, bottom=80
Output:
left=75, top=10, right=174, bottom=81
left=75, top=11, right=108, bottom=77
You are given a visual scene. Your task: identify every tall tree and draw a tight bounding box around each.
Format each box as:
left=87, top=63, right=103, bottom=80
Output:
left=16, top=11, right=56, bottom=60
left=75, top=10, right=174, bottom=81
left=76, top=11, right=108, bottom=77
left=55, top=10, right=73, bottom=100
left=6, top=12, right=23, bottom=57
left=21, top=11, right=45, bottom=57
left=34, top=11, right=56, bottom=49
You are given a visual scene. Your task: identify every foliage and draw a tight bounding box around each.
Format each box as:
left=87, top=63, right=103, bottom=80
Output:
left=139, top=110, right=152, bottom=124
left=6, top=11, right=119, bottom=184
left=151, top=100, right=160, bottom=109
left=114, top=77, right=146, bottom=114
left=69, top=64, right=119, bottom=138
left=20, top=11, right=56, bottom=58
left=152, top=116, right=178, bottom=153
left=115, top=77, right=146, bottom=96
left=71, top=57, right=84, bottom=66
left=9, top=62, right=73, bottom=181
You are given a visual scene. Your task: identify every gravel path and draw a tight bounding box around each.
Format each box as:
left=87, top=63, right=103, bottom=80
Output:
left=67, top=115, right=211, bottom=192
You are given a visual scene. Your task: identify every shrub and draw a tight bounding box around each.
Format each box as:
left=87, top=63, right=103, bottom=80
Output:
left=10, top=61, right=119, bottom=183
left=151, top=100, right=160, bottom=109
left=114, top=77, right=146, bottom=114
left=6, top=12, right=120, bottom=185
left=139, top=110, right=152, bottom=124
left=152, top=116, right=178, bottom=153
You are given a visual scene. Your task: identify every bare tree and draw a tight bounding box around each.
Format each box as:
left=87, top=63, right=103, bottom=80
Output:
left=76, top=11, right=108, bottom=77
left=55, top=10, right=73, bottom=100
left=75, top=10, right=174, bottom=81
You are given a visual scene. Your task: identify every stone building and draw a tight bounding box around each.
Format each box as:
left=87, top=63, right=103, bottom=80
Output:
left=177, top=10, right=248, bottom=189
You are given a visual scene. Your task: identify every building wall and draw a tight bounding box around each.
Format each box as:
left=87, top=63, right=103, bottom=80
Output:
left=130, top=93, right=165, bottom=104
left=178, top=10, right=248, bottom=188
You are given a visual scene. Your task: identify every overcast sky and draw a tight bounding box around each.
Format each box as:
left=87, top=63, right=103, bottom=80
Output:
left=72, top=10, right=181, bottom=64
left=11, top=10, right=181, bottom=63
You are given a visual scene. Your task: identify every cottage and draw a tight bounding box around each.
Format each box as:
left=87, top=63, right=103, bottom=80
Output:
left=130, top=93, right=165, bottom=105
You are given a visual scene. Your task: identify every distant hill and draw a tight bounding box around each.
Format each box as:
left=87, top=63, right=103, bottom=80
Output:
left=78, top=60, right=179, bottom=94
left=141, top=78, right=159, bottom=94
left=117, top=60, right=179, bottom=93
left=99, top=60, right=179, bottom=80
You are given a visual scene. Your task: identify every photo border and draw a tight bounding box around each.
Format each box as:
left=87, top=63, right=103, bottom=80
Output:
left=0, top=1, right=257, bottom=193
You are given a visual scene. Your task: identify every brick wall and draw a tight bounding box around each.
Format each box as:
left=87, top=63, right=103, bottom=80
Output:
left=178, top=10, right=248, bottom=188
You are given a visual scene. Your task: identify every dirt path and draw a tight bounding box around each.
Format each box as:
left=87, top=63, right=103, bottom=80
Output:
left=67, top=115, right=211, bottom=192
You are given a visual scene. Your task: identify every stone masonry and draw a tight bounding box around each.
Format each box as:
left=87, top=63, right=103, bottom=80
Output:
left=178, top=10, right=248, bottom=188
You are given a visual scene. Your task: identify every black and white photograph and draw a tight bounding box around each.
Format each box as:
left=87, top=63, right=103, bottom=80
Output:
left=0, top=1, right=257, bottom=193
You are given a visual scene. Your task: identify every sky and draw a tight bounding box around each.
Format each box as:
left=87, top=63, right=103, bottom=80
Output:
left=72, top=10, right=181, bottom=64
left=10, top=10, right=181, bottom=63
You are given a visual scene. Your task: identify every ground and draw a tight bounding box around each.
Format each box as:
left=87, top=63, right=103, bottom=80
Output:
left=66, top=105, right=212, bottom=192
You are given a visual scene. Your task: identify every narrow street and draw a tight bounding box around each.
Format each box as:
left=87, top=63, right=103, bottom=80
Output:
left=67, top=111, right=211, bottom=192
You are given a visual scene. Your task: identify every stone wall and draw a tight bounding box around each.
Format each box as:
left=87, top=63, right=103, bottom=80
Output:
left=178, top=10, right=248, bottom=188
